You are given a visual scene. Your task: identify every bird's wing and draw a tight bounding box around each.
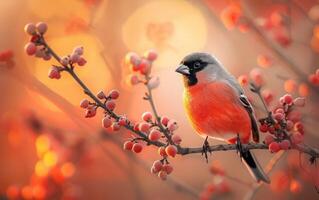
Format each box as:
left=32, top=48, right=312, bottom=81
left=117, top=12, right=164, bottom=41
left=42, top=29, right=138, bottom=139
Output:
left=239, top=94, right=260, bottom=143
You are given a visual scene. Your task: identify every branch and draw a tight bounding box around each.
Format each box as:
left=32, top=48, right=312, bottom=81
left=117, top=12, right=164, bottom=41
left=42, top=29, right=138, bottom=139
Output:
left=38, top=35, right=319, bottom=160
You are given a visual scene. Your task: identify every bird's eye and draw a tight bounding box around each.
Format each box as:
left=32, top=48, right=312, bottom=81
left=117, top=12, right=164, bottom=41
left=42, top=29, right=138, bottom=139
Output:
left=193, top=62, right=201, bottom=69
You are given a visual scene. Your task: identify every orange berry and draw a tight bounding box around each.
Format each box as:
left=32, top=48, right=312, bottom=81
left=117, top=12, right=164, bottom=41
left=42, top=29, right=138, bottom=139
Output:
left=298, top=83, right=309, bottom=97
left=165, top=145, right=177, bottom=157
left=257, top=54, right=272, bottom=68
left=237, top=75, right=248, bottom=86
left=290, top=180, right=302, bottom=193
left=284, top=79, right=297, bottom=93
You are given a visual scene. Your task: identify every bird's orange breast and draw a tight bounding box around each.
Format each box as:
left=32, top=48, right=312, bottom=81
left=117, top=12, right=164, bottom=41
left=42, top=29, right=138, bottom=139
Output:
left=183, top=81, right=251, bottom=143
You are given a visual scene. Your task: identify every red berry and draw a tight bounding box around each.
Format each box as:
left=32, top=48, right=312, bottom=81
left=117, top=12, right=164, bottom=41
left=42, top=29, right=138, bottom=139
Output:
left=77, top=57, right=87, bottom=66
left=123, top=141, right=133, bottom=150
left=36, top=22, right=48, bottom=34
left=144, top=49, right=157, bottom=62
left=85, top=107, right=96, bottom=118
left=111, top=122, right=120, bottom=131
left=118, top=117, right=127, bottom=126
left=139, top=122, right=150, bottom=133
left=102, top=117, right=112, bottom=128
left=129, top=75, right=139, bottom=85
left=133, top=123, right=139, bottom=131
left=165, top=145, right=177, bottom=158
left=167, top=120, right=178, bottom=132
left=80, top=99, right=89, bottom=108
left=286, top=120, right=294, bottom=131
left=294, top=122, right=304, bottom=132
left=316, top=69, right=319, bottom=78
left=97, top=91, right=105, bottom=99
left=148, top=129, right=161, bottom=141
left=152, top=160, right=163, bottom=172
left=132, top=143, right=143, bottom=153
left=282, top=94, right=293, bottom=105
left=24, top=42, right=37, bottom=55
left=24, top=23, right=36, bottom=35
left=142, top=112, right=153, bottom=122
left=171, top=134, right=182, bottom=145
left=161, top=116, right=169, bottom=126
left=108, top=90, right=119, bottom=99
left=162, top=164, right=173, bottom=174
left=308, top=74, right=319, bottom=85
left=43, top=53, right=51, bottom=61
left=105, top=100, right=116, bottom=111
left=293, top=97, right=305, bottom=107
left=273, top=113, right=284, bottom=121
left=139, top=59, right=151, bottom=75
left=257, top=54, right=272, bottom=68
left=291, top=132, right=303, bottom=144
left=264, top=134, right=274, bottom=145
left=48, top=66, right=61, bottom=79
left=158, top=147, right=167, bottom=157
left=259, top=124, right=268, bottom=133
left=269, top=142, right=280, bottom=153
left=279, top=140, right=290, bottom=150
left=158, top=170, right=167, bottom=180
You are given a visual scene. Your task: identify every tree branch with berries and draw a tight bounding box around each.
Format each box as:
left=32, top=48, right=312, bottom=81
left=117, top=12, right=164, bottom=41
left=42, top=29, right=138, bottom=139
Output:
left=24, top=22, right=319, bottom=182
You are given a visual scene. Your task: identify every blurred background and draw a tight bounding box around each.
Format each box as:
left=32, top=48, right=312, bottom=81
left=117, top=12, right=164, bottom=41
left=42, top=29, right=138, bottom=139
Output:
left=0, top=0, right=319, bottom=199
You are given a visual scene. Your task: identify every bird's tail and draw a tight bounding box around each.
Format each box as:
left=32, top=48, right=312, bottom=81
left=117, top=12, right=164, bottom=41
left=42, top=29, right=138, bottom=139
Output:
left=242, top=150, right=270, bottom=183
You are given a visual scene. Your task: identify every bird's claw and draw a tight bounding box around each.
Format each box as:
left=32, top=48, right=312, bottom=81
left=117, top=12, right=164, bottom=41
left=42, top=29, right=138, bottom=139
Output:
left=201, top=136, right=212, bottom=163
left=235, top=134, right=246, bottom=161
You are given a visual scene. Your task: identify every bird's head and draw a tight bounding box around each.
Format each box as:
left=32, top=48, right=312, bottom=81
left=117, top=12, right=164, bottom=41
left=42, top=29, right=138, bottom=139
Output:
left=176, top=52, right=222, bottom=87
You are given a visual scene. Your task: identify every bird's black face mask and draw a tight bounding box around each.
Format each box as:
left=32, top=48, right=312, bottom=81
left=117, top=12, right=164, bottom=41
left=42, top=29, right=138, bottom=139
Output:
left=175, top=60, right=207, bottom=86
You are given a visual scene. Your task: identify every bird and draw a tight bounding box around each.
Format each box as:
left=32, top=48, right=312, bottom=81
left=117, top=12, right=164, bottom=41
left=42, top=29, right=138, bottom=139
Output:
left=175, top=52, right=270, bottom=183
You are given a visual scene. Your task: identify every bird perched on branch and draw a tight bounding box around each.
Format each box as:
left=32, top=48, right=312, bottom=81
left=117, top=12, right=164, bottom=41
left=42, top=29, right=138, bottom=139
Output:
left=176, top=52, right=270, bottom=183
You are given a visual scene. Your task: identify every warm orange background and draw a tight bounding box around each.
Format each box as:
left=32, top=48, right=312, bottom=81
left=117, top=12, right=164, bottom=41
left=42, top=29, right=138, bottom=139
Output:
left=0, top=0, right=318, bottom=199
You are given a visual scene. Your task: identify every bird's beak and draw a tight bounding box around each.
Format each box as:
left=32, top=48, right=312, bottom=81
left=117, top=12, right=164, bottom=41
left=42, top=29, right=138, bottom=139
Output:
left=175, top=64, right=190, bottom=76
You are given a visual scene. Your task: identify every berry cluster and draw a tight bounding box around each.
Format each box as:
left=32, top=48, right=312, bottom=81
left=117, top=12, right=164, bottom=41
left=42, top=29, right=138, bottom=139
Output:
left=259, top=94, right=306, bottom=153
left=24, top=22, right=52, bottom=61
left=125, top=50, right=159, bottom=88
left=122, top=111, right=181, bottom=179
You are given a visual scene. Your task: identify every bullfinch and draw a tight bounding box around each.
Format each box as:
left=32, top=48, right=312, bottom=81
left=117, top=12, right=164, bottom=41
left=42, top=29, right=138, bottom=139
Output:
left=176, top=52, right=270, bottom=183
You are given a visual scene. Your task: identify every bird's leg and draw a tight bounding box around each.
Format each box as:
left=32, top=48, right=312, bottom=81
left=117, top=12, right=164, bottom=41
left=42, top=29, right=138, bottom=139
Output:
left=235, top=134, right=245, bottom=161
left=201, top=136, right=212, bottom=163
